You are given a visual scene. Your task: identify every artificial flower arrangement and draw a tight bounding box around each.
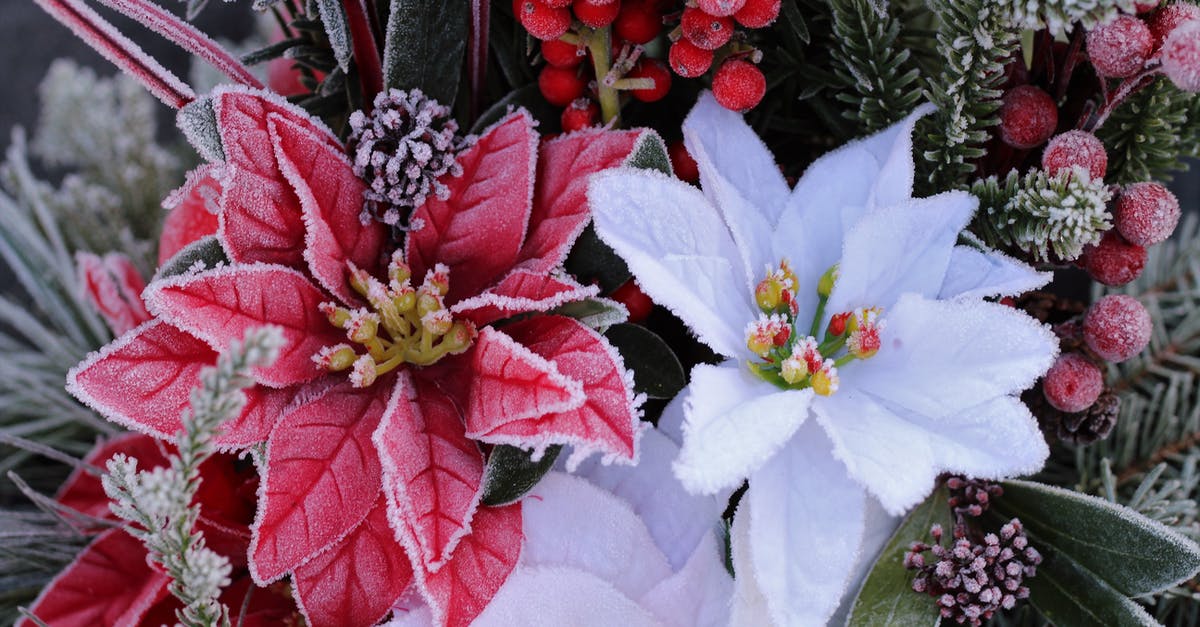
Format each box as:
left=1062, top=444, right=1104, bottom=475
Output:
left=3, top=0, right=1200, bottom=626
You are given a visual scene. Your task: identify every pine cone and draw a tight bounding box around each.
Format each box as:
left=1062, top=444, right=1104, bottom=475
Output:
left=1058, top=392, right=1120, bottom=445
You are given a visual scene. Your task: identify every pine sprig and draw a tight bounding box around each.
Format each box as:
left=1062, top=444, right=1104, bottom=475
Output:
left=102, top=326, right=283, bottom=627
left=828, top=0, right=923, bottom=134
left=1097, top=79, right=1199, bottom=185
left=998, top=0, right=1138, bottom=37
left=918, top=0, right=1019, bottom=191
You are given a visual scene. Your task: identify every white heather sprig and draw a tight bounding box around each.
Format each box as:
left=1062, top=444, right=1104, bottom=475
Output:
left=102, top=325, right=283, bottom=627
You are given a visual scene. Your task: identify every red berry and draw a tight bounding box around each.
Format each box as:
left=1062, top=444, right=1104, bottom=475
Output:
left=541, top=0, right=573, bottom=7
left=575, top=0, right=622, bottom=28
left=668, top=140, right=700, bottom=183
left=560, top=99, right=600, bottom=132
left=697, top=0, right=746, bottom=17
left=626, top=59, right=672, bottom=102
left=1149, top=4, right=1200, bottom=47
left=712, top=59, right=766, bottom=111
left=734, top=0, right=782, bottom=28
left=1084, top=294, right=1152, bottom=362
left=1114, top=182, right=1181, bottom=246
left=669, top=39, right=715, bottom=78
left=614, top=0, right=662, bottom=45
left=541, top=38, right=584, bottom=68
left=518, top=0, right=572, bottom=41
left=1086, top=15, right=1154, bottom=78
left=1042, top=130, right=1108, bottom=180
left=538, top=65, right=587, bottom=106
left=1043, top=353, right=1104, bottom=413
left=681, top=7, right=735, bottom=50
left=610, top=279, right=654, bottom=323
left=998, top=85, right=1059, bottom=149
left=1080, top=231, right=1147, bottom=286
left=1162, top=20, right=1200, bottom=92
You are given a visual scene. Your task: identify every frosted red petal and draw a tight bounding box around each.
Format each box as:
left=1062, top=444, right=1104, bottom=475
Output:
left=18, top=528, right=170, bottom=627
left=268, top=112, right=388, bottom=305
left=56, top=433, right=168, bottom=521
left=489, top=315, right=640, bottom=463
left=250, top=379, right=388, bottom=582
left=216, top=384, right=305, bottom=449
left=159, top=165, right=222, bottom=266
left=375, top=373, right=484, bottom=572
left=292, top=495, right=413, bottom=627
left=518, top=128, right=646, bottom=273
left=451, top=269, right=599, bottom=327
left=406, top=111, right=538, bottom=304
left=77, top=251, right=152, bottom=336
left=146, top=264, right=342, bottom=388
left=416, top=502, right=523, bottom=627
left=68, top=320, right=217, bottom=438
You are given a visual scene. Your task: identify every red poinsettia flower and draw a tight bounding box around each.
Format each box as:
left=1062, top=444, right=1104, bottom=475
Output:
left=68, top=86, right=653, bottom=627
left=19, top=433, right=299, bottom=627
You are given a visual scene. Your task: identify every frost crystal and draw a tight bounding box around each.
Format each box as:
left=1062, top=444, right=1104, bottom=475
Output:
left=999, top=0, right=1139, bottom=37
left=348, top=88, right=470, bottom=227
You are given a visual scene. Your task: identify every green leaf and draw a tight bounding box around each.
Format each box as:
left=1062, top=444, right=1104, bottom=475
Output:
left=995, top=480, right=1200, bottom=597
left=383, top=0, right=468, bottom=106
left=847, top=488, right=950, bottom=627
left=1025, top=542, right=1158, bottom=627
left=314, top=0, right=353, bottom=73
left=479, top=444, right=562, bottom=506
left=153, top=236, right=230, bottom=282
left=564, top=225, right=631, bottom=292
left=603, top=324, right=684, bottom=399
left=551, top=297, right=628, bottom=331
left=176, top=97, right=224, bottom=163
left=624, top=132, right=671, bottom=175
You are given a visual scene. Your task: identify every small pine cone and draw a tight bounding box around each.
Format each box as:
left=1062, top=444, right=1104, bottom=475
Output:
left=1058, top=392, right=1120, bottom=445
left=1021, top=384, right=1066, bottom=439
left=946, top=477, right=1004, bottom=519
left=1015, top=291, right=1088, bottom=326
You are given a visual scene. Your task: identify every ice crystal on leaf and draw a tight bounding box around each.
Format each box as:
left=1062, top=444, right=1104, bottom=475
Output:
left=587, top=92, right=1060, bottom=626
left=67, top=86, right=654, bottom=627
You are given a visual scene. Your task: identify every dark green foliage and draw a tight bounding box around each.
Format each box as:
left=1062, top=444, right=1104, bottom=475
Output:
left=828, top=0, right=923, bottom=135
left=1098, top=80, right=1199, bottom=185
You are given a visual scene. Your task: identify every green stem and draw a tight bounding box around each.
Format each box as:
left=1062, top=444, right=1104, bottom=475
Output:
left=585, top=27, right=620, bottom=125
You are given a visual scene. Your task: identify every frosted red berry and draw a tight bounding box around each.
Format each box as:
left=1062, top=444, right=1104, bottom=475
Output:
left=668, top=140, right=700, bottom=183
left=1043, top=353, right=1104, bottom=413
left=999, top=85, right=1059, bottom=149
left=560, top=99, right=600, bottom=132
left=627, top=59, right=672, bottom=102
left=1149, top=4, right=1200, bottom=47
left=1084, top=294, right=1152, bottom=362
left=538, top=65, right=587, bottom=106
left=575, top=0, right=622, bottom=28
left=1042, top=130, right=1108, bottom=180
left=712, top=59, right=766, bottom=111
left=669, top=39, right=715, bottom=78
left=1114, top=182, right=1181, bottom=246
left=681, top=7, right=735, bottom=50
left=541, top=38, right=583, bottom=68
left=614, top=0, right=662, bottom=45
left=697, top=0, right=746, bottom=17
left=1080, top=230, right=1147, bottom=286
left=1162, top=21, right=1200, bottom=92
left=517, top=0, right=572, bottom=41
left=734, top=0, right=782, bottom=28
left=610, top=279, right=654, bottom=323
left=1086, top=15, right=1154, bottom=78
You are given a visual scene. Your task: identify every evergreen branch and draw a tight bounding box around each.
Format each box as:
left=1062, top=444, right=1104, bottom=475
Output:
left=1097, top=78, right=1199, bottom=185
left=102, top=326, right=283, bottom=627
left=998, top=0, right=1138, bottom=37
left=827, top=0, right=923, bottom=134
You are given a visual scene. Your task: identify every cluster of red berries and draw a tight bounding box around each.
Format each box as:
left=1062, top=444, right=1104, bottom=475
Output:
left=1042, top=294, right=1152, bottom=414
left=516, top=0, right=781, bottom=131
left=1086, top=3, right=1200, bottom=92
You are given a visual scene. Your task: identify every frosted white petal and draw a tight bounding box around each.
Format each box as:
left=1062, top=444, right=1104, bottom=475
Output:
left=830, top=497, right=900, bottom=626
left=851, top=293, right=1058, bottom=419
left=729, top=500, right=774, bottom=627
left=521, top=473, right=673, bottom=599
left=939, top=245, right=1052, bottom=301
left=747, top=421, right=867, bottom=626
left=674, top=363, right=813, bottom=495
left=655, top=394, right=685, bottom=447
left=912, top=395, right=1049, bottom=481
left=589, top=168, right=755, bottom=357
left=473, top=566, right=662, bottom=627
left=825, top=192, right=977, bottom=318
left=682, top=91, right=790, bottom=223
left=638, top=533, right=733, bottom=627
left=573, top=428, right=726, bottom=569
left=865, top=104, right=935, bottom=208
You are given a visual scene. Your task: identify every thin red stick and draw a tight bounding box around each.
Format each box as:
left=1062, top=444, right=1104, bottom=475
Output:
left=468, top=0, right=490, bottom=121
left=344, top=0, right=384, bottom=101
left=95, top=0, right=264, bottom=89
left=32, top=0, right=195, bottom=108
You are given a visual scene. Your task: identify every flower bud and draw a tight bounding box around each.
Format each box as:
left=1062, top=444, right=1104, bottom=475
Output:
left=818, top=264, right=839, bottom=298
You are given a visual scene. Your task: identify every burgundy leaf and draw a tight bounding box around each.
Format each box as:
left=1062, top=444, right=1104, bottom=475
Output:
left=159, top=164, right=222, bottom=266
left=77, top=251, right=152, bottom=336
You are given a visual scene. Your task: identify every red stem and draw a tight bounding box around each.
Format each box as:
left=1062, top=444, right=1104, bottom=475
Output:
left=343, top=0, right=384, bottom=103
left=31, top=0, right=195, bottom=108
left=468, top=0, right=490, bottom=121
left=95, top=0, right=264, bottom=89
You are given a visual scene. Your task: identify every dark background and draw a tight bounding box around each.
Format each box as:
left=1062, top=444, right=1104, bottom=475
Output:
left=0, top=2, right=1197, bottom=216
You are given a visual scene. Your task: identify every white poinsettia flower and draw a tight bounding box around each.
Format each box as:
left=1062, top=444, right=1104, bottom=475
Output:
left=586, top=92, right=1059, bottom=626
left=384, top=427, right=733, bottom=627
